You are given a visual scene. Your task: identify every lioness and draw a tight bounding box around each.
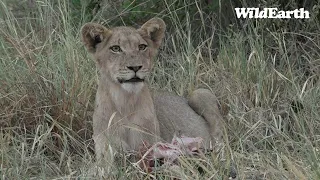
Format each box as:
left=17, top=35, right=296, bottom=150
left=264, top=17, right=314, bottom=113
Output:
left=81, top=18, right=224, bottom=163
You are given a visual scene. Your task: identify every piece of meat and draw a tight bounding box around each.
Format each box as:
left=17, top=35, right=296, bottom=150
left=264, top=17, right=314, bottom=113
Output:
left=136, top=136, right=205, bottom=172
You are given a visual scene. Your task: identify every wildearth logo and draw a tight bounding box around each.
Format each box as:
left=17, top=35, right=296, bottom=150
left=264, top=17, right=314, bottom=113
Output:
left=235, top=8, right=310, bottom=19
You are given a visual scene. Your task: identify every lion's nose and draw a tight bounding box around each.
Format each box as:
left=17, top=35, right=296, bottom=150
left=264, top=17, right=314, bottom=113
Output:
left=127, top=66, right=142, bottom=72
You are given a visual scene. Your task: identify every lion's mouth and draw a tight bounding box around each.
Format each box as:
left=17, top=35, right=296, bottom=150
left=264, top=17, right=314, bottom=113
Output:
left=118, top=77, right=144, bottom=83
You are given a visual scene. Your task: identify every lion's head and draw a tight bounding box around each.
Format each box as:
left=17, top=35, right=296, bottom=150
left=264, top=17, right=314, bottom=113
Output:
left=81, top=18, right=166, bottom=93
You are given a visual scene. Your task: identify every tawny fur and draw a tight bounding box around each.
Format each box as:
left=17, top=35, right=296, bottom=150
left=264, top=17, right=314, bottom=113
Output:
left=81, top=18, right=224, bottom=163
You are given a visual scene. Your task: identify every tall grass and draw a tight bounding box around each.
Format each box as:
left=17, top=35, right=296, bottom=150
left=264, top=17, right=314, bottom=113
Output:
left=0, top=0, right=319, bottom=179
left=0, top=0, right=96, bottom=178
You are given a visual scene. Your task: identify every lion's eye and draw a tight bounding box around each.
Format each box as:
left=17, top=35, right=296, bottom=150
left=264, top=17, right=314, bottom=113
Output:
left=138, top=44, right=147, bottom=51
left=110, top=45, right=122, bottom=52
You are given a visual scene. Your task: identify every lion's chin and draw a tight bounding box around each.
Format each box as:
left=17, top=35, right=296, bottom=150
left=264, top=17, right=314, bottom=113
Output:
left=121, top=82, right=144, bottom=94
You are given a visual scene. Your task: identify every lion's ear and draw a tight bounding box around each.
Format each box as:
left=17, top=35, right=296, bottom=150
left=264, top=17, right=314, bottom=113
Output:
left=139, top=18, right=166, bottom=48
left=81, top=23, right=112, bottom=53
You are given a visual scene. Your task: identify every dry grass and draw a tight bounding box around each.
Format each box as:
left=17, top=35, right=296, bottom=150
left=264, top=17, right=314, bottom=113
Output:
left=0, top=0, right=319, bottom=179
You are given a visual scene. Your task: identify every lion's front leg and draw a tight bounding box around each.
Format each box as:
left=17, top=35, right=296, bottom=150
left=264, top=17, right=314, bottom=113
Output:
left=127, top=116, right=160, bottom=150
left=93, top=117, right=130, bottom=164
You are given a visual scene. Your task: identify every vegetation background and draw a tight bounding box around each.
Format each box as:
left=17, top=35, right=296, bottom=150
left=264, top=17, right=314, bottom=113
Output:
left=0, top=0, right=319, bottom=179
